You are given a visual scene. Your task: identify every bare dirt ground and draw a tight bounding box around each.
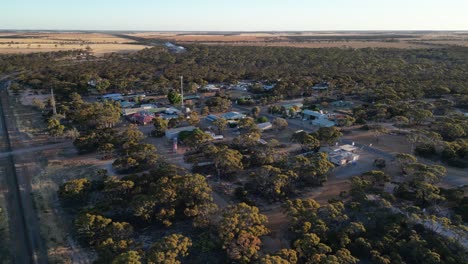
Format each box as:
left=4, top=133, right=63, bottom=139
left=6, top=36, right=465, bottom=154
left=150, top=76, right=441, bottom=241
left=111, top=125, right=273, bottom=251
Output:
left=342, top=129, right=412, bottom=154
left=342, top=128, right=468, bottom=187
left=0, top=32, right=150, bottom=56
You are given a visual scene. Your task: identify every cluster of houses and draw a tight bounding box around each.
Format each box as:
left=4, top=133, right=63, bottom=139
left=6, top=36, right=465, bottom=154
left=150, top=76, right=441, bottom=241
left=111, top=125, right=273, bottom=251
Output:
left=100, top=93, right=146, bottom=103
left=125, top=106, right=181, bottom=125
left=205, top=111, right=273, bottom=131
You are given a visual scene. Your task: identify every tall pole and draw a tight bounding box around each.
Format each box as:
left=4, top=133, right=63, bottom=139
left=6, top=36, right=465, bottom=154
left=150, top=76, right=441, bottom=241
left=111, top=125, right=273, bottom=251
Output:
left=180, top=76, right=184, bottom=110
left=51, top=88, right=57, bottom=115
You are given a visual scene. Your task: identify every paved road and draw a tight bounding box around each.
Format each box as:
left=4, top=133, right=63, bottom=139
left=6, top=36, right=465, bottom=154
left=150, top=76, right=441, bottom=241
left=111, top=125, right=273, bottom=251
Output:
left=0, top=80, right=48, bottom=263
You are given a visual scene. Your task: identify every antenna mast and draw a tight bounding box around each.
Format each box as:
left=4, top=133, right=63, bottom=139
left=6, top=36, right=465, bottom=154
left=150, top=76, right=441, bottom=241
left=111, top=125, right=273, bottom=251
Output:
left=180, top=76, right=184, bottom=109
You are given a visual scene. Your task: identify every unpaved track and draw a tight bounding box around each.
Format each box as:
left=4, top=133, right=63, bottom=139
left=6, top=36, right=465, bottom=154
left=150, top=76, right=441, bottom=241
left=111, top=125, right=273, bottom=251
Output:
left=0, top=81, right=48, bottom=264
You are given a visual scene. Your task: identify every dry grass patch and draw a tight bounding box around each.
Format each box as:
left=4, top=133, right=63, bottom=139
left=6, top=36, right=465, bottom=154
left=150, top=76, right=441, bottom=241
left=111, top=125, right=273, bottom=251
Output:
left=0, top=33, right=150, bottom=56
left=32, top=161, right=100, bottom=263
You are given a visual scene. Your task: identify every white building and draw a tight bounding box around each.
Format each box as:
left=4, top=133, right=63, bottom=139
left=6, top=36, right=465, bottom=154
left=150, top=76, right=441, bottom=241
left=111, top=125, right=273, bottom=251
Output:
left=327, top=144, right=360, bottom=166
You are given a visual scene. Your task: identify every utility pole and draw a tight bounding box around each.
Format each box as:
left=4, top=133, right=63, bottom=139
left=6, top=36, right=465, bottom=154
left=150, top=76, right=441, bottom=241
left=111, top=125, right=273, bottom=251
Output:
left=180, top=75, right=184, bottom=110
left=50, top=88, right=57, bottom=115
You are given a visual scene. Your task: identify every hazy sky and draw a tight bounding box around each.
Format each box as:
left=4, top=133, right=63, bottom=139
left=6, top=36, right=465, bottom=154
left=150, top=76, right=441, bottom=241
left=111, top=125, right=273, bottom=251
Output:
left=2, top=0, right=467, bottom=31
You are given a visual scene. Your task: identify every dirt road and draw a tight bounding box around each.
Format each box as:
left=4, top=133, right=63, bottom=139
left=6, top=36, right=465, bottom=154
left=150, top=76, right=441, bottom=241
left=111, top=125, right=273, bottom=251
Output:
left=0, top=81, right=48, bottom=263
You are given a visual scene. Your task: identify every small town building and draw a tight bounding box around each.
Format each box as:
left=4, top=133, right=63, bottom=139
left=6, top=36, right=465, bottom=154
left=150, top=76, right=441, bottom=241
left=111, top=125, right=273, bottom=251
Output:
left=165, top=126, right=196, bottom=140
left=203, top=84, right=221, bottom=91
left=257, top=122, right=273, bottom=131
left=302, top=109, right=327, bottom=119
left=102, top=93, right=124, bottom=101
left=302, top=109, right=335, bottom=127
left=205, top=114, right=219, bottom=122
left=326, top=144, right=360, bottom=166
left=221, top=111, right=245, bottom=120
left=120, top=101, right=136, bottom=109
left=312, top=82, right=329, bottom=91
left=122, top=107, right=164, bottom=116
left=127, top=112, right=155, bottom=125
left=263, top=84, right=276, bottom=91
left=165, top=42, right=186, bottom=53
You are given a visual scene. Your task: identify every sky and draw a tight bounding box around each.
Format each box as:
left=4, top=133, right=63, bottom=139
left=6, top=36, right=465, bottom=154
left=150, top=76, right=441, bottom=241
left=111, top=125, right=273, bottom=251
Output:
left=2, top=0, right=468, bottom=31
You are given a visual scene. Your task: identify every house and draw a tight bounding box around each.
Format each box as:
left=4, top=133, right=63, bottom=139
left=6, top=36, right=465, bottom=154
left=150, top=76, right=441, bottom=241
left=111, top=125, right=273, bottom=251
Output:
left=282, top=103, right=303, bottom=116
left=302, top=110, right=335, bottom=127
left=140, top=104, right=157, bottom=109
left=183, top=95, right=201, bottom=101
left=165, top=126, right=196, bottom=140
left=203, top=84, right=221, bottom=91
left=302, top=110, right=328, bottom=120
left=312, top=82, right=329, bottom=91
left=127, top=112, right=155, bottom=125
left=102, top=93, right=123, bottom=101
left=87, top=79, right=98, bottom=87
left=263, top=84, right=276, bottom=91
left=335, top=144, right=358, bottom=152
left=205, top=114, right=219, bottom=122
left=165, top=107, right=181, bottom=115
left=120, top=101, right=136, bottom=109
left=257, top=122, right=273, bottom=131
left=221, top=111, right=245, bottom=120
left=165, top=42, right=186, bottom=53
left=327, top=145, right=360, bottom=166
left=123, top=107, right=165, bottom=116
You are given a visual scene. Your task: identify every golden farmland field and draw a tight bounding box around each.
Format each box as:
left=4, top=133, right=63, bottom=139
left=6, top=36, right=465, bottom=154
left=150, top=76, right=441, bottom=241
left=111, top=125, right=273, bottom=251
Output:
left=0, top=32, right=150, bottom=55
left=1, top=31, right=467, bottom=55
left=131, top=31, right=468, bottom=49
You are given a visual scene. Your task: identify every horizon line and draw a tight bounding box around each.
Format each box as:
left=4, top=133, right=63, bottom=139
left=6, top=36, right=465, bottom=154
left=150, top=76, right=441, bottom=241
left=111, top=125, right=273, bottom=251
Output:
left=1, top=29, right=468, bottom=33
